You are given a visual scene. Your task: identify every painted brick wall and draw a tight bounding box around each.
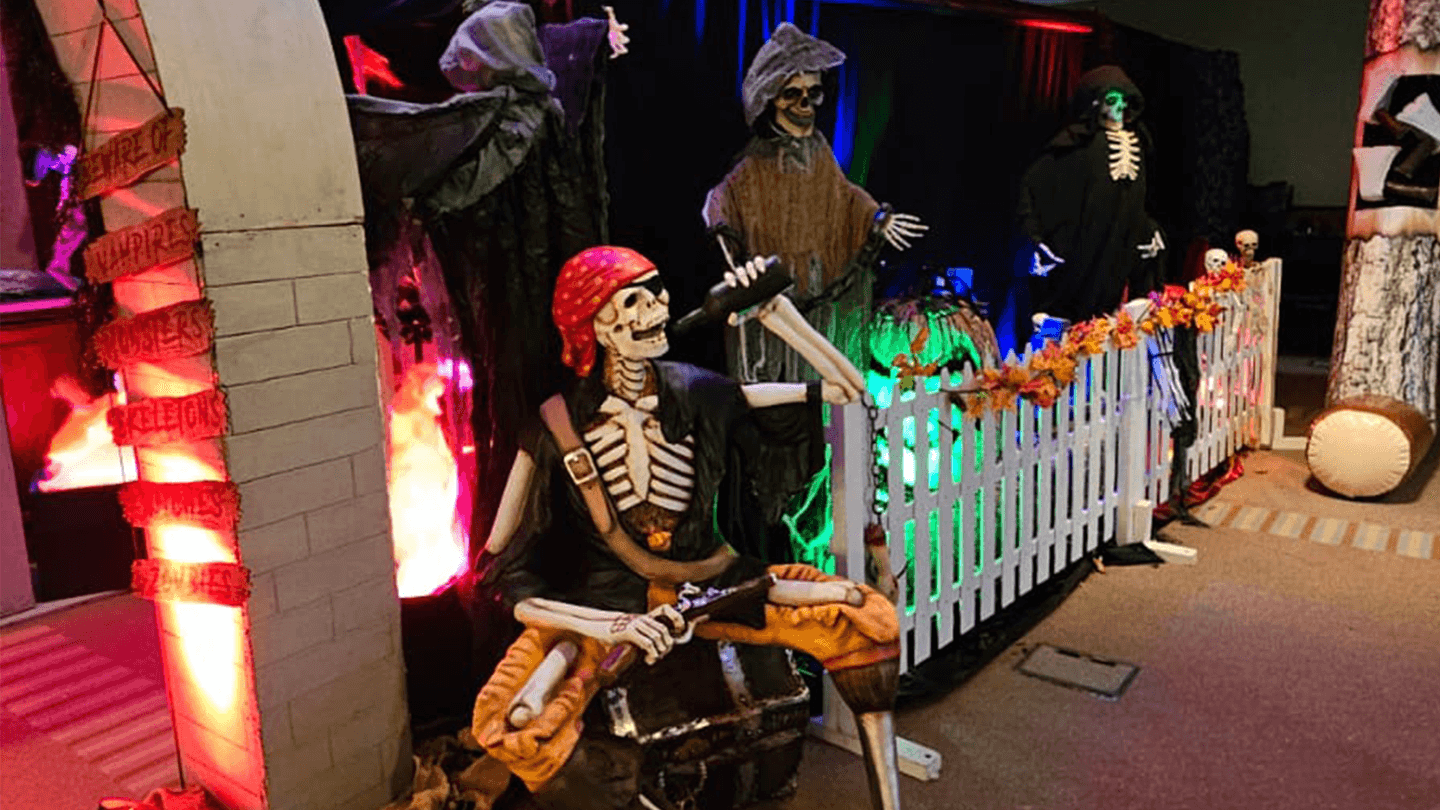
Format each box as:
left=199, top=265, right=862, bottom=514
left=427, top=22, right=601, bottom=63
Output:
left=33, top=1, right=412, bottom=808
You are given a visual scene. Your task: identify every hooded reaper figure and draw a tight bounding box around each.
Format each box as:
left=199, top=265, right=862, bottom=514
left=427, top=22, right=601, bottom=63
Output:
left=1020, top=65, right=1166, bottom=324
left=703, top=23, right=927, bottom=384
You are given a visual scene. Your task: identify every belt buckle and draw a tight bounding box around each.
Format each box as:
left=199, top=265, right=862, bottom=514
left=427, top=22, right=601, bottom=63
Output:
left=563, top=447, right=599, bottom=486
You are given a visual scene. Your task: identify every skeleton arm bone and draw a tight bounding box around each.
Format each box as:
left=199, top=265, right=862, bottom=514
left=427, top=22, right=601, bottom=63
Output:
left=514, top=598, right=690, bottom=665
left=484, top=449, right=536, bottom=555
left=742, top=381, right=855, bottom=408
left=720, top=256, right=864, bottom=401
left=754, top=293, right=866, bottom=401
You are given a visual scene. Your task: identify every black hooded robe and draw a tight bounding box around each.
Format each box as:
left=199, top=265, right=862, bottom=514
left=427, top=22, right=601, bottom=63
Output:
left=1019, top=65, right=1163, bottom=323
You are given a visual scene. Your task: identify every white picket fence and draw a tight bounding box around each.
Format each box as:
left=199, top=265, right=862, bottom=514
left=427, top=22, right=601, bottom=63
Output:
left=826, top=260, right=1282, bottom=676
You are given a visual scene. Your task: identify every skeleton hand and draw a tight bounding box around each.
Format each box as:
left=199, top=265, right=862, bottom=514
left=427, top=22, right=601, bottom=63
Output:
left=608, top=604, right=690, bottom=665
left=881, top=212, right=928, bottom=251
left=1031, top=242, right=1064, bottom=277
left=723, top=254, right=768, bottom=292
left=1136, top=230, right=1165, bottom=260
left=602, top=6, right=629, bottom=59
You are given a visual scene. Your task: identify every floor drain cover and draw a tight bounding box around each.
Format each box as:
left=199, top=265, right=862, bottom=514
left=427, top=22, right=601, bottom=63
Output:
left=1016, top=644, right=1139, bottom=699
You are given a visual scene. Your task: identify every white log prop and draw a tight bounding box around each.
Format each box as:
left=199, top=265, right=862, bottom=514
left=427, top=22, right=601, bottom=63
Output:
left=1307, top=395, right=1436, bottom=498
left=507, top=639, right=579, bottom=729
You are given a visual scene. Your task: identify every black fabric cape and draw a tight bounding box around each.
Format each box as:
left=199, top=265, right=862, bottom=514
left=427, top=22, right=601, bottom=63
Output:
left=347, top=13, right=611, bottom=561
left=1019, top=66, right=1163, bottom=322
left=481, top=360, right=825, bottom=618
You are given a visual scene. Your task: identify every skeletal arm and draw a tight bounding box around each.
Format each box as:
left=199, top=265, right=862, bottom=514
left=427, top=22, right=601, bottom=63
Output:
left=719, top=256, right=866, bottom=403
left=484, top=448, right=536, bottom=555
left=514, top=597, right=689, bottom=665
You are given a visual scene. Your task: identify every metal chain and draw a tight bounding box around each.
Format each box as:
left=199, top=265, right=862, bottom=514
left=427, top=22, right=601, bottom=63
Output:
left=867, top=397, right=884, bottom=516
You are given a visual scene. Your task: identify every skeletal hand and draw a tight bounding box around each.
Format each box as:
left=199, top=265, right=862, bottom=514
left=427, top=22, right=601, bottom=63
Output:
left=602, top=6, right=629, bottom=59
left=723, top=255, right=768, bottom=291
left=609, top=604, right=689, bottom=664
left=1136, top=230, right=1165, bottom=260
left=881, top=212, right=928, bottom=251
left=1031, top=242, right=1064, bottom=277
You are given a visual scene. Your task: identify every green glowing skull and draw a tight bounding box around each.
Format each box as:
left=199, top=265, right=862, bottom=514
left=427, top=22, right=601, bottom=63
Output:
left=1101, top=89, right=1127, bottom=125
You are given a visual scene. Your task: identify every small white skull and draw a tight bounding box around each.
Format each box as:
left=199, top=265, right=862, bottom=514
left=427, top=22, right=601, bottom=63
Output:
left=1235, top=230, right=1259, bottom=265
left=1203, top=248, right=1229, bottom=274
left=594, top=271, right=671, bottom=360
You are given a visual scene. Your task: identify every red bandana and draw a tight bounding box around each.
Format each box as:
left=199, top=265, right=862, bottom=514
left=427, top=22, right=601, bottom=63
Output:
left=552, top=246, right=657, bottom=377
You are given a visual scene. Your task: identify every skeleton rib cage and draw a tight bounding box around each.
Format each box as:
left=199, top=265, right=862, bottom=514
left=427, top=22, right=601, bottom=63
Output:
left=583, top=394, right=697, bottom=515
left=1105, top=129, right=1140, bottom=182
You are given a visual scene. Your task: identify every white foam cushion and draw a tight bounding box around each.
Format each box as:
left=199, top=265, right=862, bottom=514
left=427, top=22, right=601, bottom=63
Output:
left=1307, top=409, right=1411, bottom=498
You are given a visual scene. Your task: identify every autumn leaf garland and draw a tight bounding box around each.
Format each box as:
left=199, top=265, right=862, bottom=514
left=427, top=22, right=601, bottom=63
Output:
left=894, top=261, right=1250, bottom=418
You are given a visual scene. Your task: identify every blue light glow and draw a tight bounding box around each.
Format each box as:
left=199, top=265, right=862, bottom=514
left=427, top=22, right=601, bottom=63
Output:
left=831, top=60, right=857, bottom=172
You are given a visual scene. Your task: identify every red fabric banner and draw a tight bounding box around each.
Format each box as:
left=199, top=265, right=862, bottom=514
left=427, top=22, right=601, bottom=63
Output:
left=83, top=207, right=200, bottom=284
left=77, top=109, right=187, bottom=200
left=108, top=388, right=228, bottom=446
left=92, top=299, right=215, bottom=367
left=132, top=559, right=250, bottom=606
left=119, top=480, right=240, bottom=530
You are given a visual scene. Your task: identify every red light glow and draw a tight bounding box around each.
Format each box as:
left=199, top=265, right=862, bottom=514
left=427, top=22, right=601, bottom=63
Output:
left=387, top=363, right=468, bottom=597
left=1020, top=19, right=1093, bottom=34
left=37, top=375, right=137, bottom=492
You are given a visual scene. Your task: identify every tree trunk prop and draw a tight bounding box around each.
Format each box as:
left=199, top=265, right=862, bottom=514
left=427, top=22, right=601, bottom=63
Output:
left=1310, top=0, right=1440, bottom=498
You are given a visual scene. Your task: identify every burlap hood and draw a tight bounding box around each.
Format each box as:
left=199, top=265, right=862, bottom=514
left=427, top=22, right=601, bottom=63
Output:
left=741, top=23, right=846, bottom=126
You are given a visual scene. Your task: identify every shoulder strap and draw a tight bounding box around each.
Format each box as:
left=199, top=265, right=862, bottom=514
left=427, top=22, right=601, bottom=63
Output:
left=539, top=394, right=735, bottom=587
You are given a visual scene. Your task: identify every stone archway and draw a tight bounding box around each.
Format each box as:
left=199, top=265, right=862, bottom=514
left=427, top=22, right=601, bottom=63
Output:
left=29, top=1, right=410, bottom=807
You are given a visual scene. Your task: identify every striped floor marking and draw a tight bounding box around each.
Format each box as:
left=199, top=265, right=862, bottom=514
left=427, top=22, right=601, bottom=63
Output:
left=1353, top=523, right=1391, bottom=553
left=1231, top=505, right=1270, bottom=532
left=0, top=624, right=180, bottom=797
left=1398, top=531, right=1435, bottom=560
left=1268, top=511, right=1308, bottom=539
left=1193, top=500, right=1437, bottom=561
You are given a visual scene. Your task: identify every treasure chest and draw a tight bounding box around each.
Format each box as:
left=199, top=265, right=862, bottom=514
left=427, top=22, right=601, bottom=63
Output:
left=586, top=638, right=811, bottom=809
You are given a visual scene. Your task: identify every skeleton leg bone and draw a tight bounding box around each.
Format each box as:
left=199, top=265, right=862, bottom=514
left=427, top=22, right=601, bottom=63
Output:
left=770, top=578, right=865, bottom=607
left=831, top=659, right=902, bottom=810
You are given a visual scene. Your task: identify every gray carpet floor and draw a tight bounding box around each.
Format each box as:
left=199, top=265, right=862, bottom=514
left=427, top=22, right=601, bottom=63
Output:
left=3, top=450, right=1436, bottom=810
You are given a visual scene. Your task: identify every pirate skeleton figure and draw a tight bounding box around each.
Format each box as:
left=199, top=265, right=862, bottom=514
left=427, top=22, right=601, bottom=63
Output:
left=1020, top=65, right=1166, bottom=325
left=473, top=246, right=902, bottom=810
left=703, top=23, right=926, bottom=383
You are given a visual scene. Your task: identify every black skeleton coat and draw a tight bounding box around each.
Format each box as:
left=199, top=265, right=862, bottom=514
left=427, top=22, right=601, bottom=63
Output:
left=482, top=360, right=825, bottom=619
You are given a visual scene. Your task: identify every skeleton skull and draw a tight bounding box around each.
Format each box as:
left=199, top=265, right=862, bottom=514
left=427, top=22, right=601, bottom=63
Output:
left=1235, top=230, right=1259, bottom=265
left=594, top=271, right=671, bottom=360
left=1100, top=88, right=1127, bottom=129
left=1203, top=248, right=1229, bottom=274
left=773, top=71, right=823, bottom=137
